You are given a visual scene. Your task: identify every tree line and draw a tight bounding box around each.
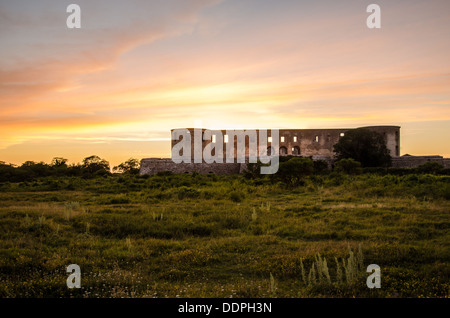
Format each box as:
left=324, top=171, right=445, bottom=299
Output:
left=0, top=156, right=140, bottom=182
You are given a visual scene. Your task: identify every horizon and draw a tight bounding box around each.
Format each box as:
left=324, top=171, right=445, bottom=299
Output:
left=1, top=0, right=449, bottom=167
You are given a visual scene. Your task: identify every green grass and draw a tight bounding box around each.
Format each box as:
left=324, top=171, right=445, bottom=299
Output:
left=0, top=173, right=448, bottom=298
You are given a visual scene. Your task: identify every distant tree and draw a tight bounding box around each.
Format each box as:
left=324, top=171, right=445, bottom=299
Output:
left=19, top=161, right=50, bottom=177
left=51, top=157, right=68, bottom=167
left=82, top=155, right=110, bottom=174
left=21, top=161, right=37, bottom=167
left=273, top=157, right=314, bottom=187
left=333, top=128, right=391, bottom=167
left=66, top=163, right=83, bottom=177
left=0, top=162, right=18, bottom=182
left=113, top=158, right=140, bottom=174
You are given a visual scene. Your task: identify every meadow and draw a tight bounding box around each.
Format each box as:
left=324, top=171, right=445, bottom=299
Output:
left=0, top=171, right=448, bottom=298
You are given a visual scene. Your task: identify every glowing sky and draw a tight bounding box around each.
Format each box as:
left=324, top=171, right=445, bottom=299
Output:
left=1, top=0, right=449, bottom=166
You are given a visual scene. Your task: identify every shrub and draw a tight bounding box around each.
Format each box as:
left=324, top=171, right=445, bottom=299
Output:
left=415, top=162, right=444, bottom=175
left=386, top=168, right=412, bottom=176
left=176, top=187, right=200, bottom=200
left=273, top=157, right=314, bottom=187
left=229, top=191, right=245, bottom=202
left=334, top=158, right=363, bottom=175
left=157, top=171, right=173, bottom=176
left=363, top=167, right=388, bottom=175
left=243, top=161, right=266, bottom=179
left=313, top=160, right=330, bottom=174
left=109, top=197, right=130, bottom=204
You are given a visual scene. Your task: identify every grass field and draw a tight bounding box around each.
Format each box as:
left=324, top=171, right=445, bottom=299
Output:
left=0, top=172, right=449, bottom=298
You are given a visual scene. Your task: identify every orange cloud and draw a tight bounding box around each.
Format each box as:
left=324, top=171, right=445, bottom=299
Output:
left=0, top=0, right=449, bottom=164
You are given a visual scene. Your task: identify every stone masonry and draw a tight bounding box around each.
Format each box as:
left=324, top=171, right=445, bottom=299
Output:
left=140, top=125, right=408, bottom=175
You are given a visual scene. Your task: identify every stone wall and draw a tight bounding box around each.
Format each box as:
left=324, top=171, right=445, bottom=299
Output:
left=391, top=155, right=450, bottom=169
left=140, top=158, right=242, bottom=175
left=140, top=156, right=335, bottom=175
left=140, top=155, right=450, bottom=176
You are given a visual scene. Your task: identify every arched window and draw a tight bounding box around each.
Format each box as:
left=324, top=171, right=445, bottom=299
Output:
left=267, top=146, right=274, bottom=156
left=292, top=146, right=300, bottom=155
left=280, top=146, right=288, bottom=155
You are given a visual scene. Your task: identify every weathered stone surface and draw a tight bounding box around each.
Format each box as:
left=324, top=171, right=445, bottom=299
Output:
left=391, top=155, right=450, bottom=169
left=140, top=156, right=335, bottom=175
left=140, top=158, right=241, bottom=175
left=171, top=126, right=401, bottom=159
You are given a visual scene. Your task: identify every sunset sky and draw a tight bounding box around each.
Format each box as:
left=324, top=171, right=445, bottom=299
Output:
left=1, top=0, right=449, bottom=167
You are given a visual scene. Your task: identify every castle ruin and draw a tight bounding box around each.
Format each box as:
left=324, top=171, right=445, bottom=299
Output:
left=139, top=125, right=449, bottom=175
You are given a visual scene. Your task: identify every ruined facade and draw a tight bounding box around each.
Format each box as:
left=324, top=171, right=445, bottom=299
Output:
left=172, top=126, right=400, bottom=159
left=140, top=126, right=406, bottom=175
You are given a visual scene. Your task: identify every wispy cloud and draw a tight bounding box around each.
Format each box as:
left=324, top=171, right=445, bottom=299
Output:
left=0, top=0, right=449, bottom=164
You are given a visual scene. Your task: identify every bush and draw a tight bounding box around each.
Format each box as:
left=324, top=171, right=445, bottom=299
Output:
left=273, top=157, right=314, bottom=187
left=157, top=171, right=173, bottom=176
left=334, top=158, right=363, bottom=175
left=229, top=191, right=245, bottom=202
left=109, top=197, right=130, bottom=204
left=313, top=160, right=330, bottom=174
left=386, top=168, right=412, bottom=176
left=415, top=162, right=444, bottom=175
left=363, top=167, right=388, bottom=175
left=243, top=161, right=266, bottom=179
left=176, top=187, right=200, bottom=200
